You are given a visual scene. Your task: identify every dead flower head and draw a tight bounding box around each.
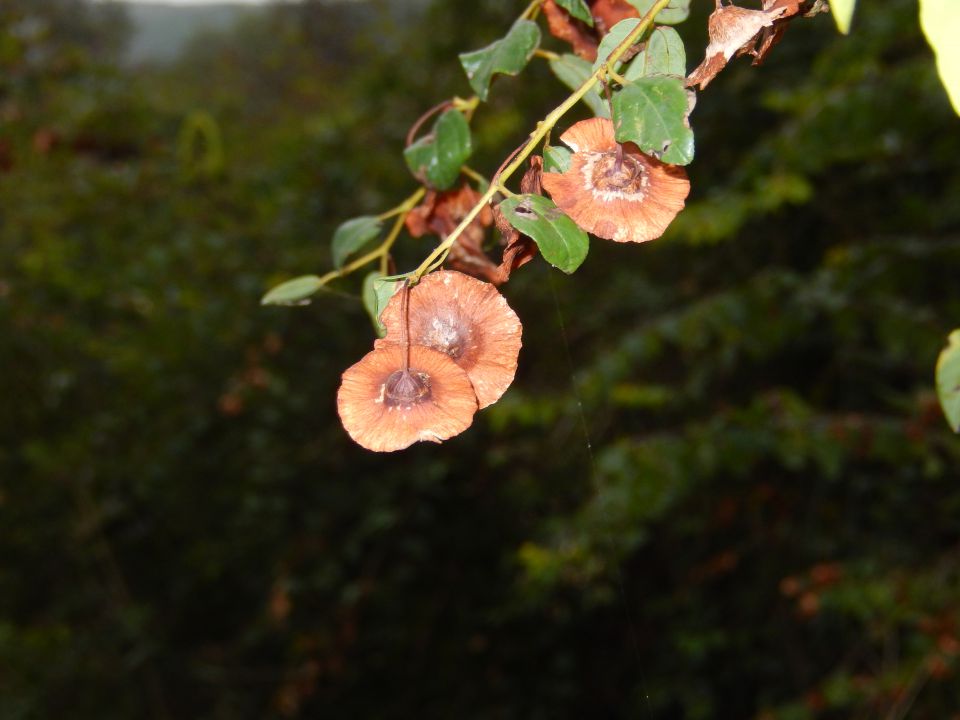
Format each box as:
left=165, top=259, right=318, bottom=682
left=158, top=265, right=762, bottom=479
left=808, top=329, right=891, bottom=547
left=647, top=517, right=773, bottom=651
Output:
left=337, top=344, right=477, bottom=452
left=377, top=270, right=522, bottom=409
left=541, top=117, right=690, bottom=243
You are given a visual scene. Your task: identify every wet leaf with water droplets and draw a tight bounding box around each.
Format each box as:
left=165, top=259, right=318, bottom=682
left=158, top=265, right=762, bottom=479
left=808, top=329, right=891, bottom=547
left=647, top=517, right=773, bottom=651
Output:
left=403, top=109, right=473, bottom=190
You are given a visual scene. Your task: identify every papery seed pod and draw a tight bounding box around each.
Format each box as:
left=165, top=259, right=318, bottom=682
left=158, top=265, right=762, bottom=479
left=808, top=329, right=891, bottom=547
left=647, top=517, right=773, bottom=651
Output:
left=541, top=117, right=690, bottom=243
left=377, top=270, right=522, bottom=409
left=337, top=344, right=478, bottom=452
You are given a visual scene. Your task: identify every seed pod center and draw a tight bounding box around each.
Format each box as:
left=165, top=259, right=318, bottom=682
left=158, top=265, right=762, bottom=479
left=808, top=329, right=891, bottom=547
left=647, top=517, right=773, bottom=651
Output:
left=422, top=315, right=469, bottom=360
left=590, top=151, right=647, bottom=194
left=384, top=369, right=431, bottom=407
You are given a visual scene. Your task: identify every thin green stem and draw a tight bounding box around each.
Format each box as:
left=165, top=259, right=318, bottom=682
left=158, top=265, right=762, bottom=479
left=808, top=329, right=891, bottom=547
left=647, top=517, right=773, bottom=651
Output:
left=452, top=95, right=480, bottom=123
left=607, top=69, right=629, bottom=86
left=379, top=210, right=408, bottom=275
left=407, top=0, right=670, bottom=281
left=461, top=165, right=490, bottom=187
left=405, top=100, right=453, bottom=148
left=534, top=48, right=560, bottom=62
left=377, top=187, right=427, bottom=222
left=520, top=0, right=543, bottom=21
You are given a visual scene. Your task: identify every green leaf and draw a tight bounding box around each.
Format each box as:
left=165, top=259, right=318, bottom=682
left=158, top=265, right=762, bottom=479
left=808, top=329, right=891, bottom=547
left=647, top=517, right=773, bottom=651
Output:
left=331, top=216, right=382, bottom=269
left=261, top=275, right=325, bottom=306
left=498, top=194, right=588, bottom=274
left=555, top=0, right=594, bottom=26
left=612, top=77, right=694, bottom=165
left=459, top=20, right=541, bottom=101
left=362, top=271, right=398, bottom=337
left=592, top=18, right=641, bottom=74
left=830, top=0, right=855, bottom=34
left=549, top=53, right=609, bottom=118
left=920, top=0, right=960, bottom=115
left=624, top=27, right=685, bottom=80
left=543, top=145, right=572, bottom=174
left=626, top=0, right=691, bottom=25
left=403, top=109, right=472, bottom=190
left=936, top=329, right=960, bottom=432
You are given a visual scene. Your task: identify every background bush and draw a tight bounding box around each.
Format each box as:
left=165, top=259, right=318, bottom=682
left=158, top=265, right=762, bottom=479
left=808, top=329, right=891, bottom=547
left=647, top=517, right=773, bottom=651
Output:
left=1, top=0, right=959, bottom=717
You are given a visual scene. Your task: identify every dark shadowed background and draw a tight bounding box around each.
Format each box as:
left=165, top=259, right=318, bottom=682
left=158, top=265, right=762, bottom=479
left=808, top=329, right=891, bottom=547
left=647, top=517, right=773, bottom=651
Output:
left=2, top=0, right=960, bottom=718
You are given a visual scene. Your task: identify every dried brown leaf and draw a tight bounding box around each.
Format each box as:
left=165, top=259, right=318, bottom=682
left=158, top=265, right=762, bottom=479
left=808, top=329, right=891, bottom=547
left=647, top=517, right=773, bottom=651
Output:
left=520, top=155, right=543, bottom=196
left=590, top=0, right=639, bottom=34
left=405, top=184, right=495, bottom=281
left=686, top=1, right=788, bottom=90
left=543, top=0, right=599, bottom=61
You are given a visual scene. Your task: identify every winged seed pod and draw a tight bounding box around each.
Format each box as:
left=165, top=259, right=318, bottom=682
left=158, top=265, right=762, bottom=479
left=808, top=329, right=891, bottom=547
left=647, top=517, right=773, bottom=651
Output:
left=377, top=270, right=522, bottom=409
left=541, top=117, right=690, bottom=243
left=337, top=344, right=478, bottom=452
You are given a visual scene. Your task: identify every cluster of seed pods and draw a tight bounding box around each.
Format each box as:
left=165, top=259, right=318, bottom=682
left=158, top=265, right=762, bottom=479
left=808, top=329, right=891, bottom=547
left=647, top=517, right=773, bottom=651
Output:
left=314, top=0, right=826, bottom=451
left=337, top=116, right=691, bottom=452
left=543, top=117, right=689, bottom=243
left=337, top=271, right=522, bottom=452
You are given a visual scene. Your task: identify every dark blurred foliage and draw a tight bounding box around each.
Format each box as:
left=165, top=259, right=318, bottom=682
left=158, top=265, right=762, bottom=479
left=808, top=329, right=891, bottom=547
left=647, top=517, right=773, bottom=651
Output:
left=2, top=0, right=960, bottom=718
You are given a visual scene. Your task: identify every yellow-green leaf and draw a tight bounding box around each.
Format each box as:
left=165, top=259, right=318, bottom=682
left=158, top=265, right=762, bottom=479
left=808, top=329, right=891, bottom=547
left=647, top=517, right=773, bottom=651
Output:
left=936, top=329, right=960, bottom=432
left=920, top=0, right=960, bottom=115
left=830, top=0, right=856, bottom=34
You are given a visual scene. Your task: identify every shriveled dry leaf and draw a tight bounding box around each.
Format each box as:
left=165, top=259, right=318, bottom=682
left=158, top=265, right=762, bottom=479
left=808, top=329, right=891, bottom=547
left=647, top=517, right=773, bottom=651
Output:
left=686, top=1, right=788, bottom=90
left=447, top=237, right=501, bottom=283
left=406, top=185, right=500, bottom=283
left=520, top=155, right=544, bottom=196
left=543, top=0, right=599, bottom=61
left=405, top=184, right=492, bottom=247
left=750, top=0, right=805, bottom=64
left=590, top=0, right=640, bottom=34
left=484, top=204, right=537, bottom=285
